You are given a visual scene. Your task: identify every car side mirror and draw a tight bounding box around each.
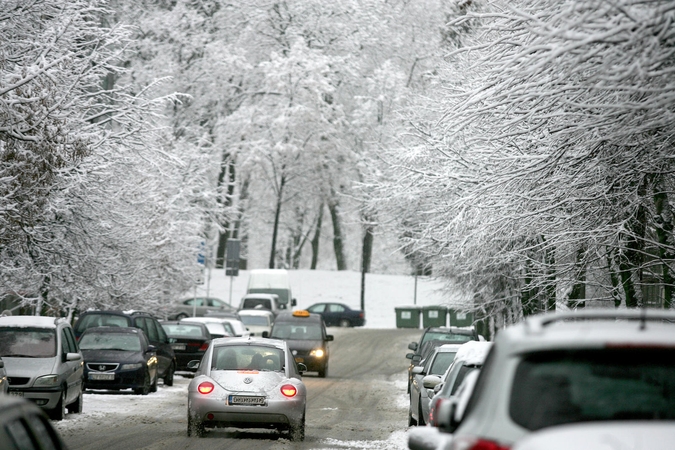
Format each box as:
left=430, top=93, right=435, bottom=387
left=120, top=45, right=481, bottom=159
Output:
left=325, top=335, right=334, bottom=341
left=291, top=298, right=297, bottom=307
left=0, top=360, right=4, bottom=369
left=187, top=360, right=200, bottom=370
left=146, top=345, right=157, bottom=353
left=433, top=382, right=444, bottom=394
left=422, top=375, right=442, bottom=390
left=65, top=352, right=82, bottom=362
left=408, top=342, right=418, bottom=351
left=262, top=331, right=269, bottom=338
left=411, top=366, right=424, bottom=375
left=412, top=354, right=422, bottom=364
left=406, top=352, right=414, bottom=360
left=297, top=362, right=307, bottom=374
left=407, top=426, right=447, bottom=450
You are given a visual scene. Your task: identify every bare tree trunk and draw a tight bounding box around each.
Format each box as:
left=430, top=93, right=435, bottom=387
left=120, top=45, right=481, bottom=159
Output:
left=269, top=174, right=286, bottom=269
left=216, top=155, right=236, bottom=268
left=310, top=204, right=323, bottom=270
left=619, top=179, right=648, bottom=308
left=653, top=175, right=674, bottom=308
left=328, top=200, right=346, bottom=270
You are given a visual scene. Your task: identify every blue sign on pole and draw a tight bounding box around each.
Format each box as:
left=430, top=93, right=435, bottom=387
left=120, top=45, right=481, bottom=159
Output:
left=197, top=241, right=206, bottom=265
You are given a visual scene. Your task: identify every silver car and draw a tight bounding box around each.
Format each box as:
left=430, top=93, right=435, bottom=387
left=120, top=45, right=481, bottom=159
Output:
left=0, top=315, right=84, bottom=420
left=186, top=337, right=307, bottom=441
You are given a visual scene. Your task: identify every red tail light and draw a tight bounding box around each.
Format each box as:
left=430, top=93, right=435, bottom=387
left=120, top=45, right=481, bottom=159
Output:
left=198, top=343, right=209, bottom=351
left=451, top=436, right=510, bottom=450
left=197, top=382, right=214, bottom=394
left=280, top=384, right=297, bottom=398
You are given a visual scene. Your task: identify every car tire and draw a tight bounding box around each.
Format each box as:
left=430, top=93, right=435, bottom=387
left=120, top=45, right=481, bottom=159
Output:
left=66, top=391, right=83, bottom=414
left=176, top=313, right=189, bottom=320
left=338, top=319, right=351, bottom=327
left=164, top=362, right=175, bottom=386
left=407, top=401, right=416, bottom=427
left=289, top=412, right=305, bottom=441
left=187, top=413, right=205, bottom=437
left=417, top=399, right=426, bottom=426
left=318, top=362, right=328, bottom=378
left=134, top=370, right=151, bottom=395
left=49, top=390, right=66, bottom=421
left=150, top=372, right=158, bottom=393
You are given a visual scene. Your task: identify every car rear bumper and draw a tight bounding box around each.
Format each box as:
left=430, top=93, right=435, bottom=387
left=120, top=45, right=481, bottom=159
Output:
left=189, top=395, right=304, bottom=428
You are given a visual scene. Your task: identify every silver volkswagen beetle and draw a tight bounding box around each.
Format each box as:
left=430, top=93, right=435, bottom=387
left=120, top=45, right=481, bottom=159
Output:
left=186, top=336, right=307, bottom=441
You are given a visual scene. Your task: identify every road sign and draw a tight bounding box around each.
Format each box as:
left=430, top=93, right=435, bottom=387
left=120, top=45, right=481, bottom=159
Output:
left=225, top=239, right=240, bottom=276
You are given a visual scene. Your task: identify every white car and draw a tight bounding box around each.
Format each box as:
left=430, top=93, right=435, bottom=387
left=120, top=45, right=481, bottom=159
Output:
left=409, top=309, right=675, bottom=450
left=237, top=309, right=274, bottom=337
left=186, top=336, right=307, bottom=440
left=512, top=422, right=675, bottom=450
left=179, top=317, right=233, bottom=339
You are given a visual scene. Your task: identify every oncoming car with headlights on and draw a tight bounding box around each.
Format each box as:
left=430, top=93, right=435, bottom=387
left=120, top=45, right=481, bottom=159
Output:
left=186, top=337, right=307, bottom=441
left=268, top=310, right=333, bottom=378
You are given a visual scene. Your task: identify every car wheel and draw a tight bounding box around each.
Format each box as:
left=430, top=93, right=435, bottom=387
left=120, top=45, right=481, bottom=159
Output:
left=164, top=362, right=175, bottom=386
left=49, top=390, right=66, bottom=421
left=187, top=413, right=205, bottom=437
left=289, top=412, right=305, bottom=441
left=176, top=313, right=189, bottom=320
left=66, top=391, right=83, bottom=414
left=417, top=399, right=426, bottom=426
left=134, top=370, right=151, bottom=395
left=338, top=319, right=351, bottom=327
left=318, top=362, right=328, bottom=378
left=407, top=402, right=416, bottom=427
left=150, top=372, right=158, bottom=393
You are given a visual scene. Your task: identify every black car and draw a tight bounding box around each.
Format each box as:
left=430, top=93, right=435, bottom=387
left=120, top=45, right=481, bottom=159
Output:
left=78, top=326, right=159, bottom=395
left=73, top=310, right=176, bottom=386
left=306, top=302, right=366, bottom=327
left=160, top=321, right=211, bottom=372
left=0, top=395, right=69, bottom=450
left=406, top=326, right=480, bottom=393
left=269, top=310, right=333, bottom=377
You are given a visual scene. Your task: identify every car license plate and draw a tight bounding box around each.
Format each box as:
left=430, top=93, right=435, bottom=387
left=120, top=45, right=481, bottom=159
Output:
left=89, top=373, right=115, bottom=381
left=9, top=391, right=23, bottom=397
left=229, top=395, right=266, bottom=405
left=294, top=357, right=304, bottom=363
left=171, top=343, right=186, bottom=351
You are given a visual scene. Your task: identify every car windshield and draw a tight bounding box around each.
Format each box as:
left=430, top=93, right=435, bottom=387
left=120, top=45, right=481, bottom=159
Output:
left=212, top=345, right=284, bottom=371
left=240, top=316, right=270, bottom=326
left=75, top=314, right=130, bottom=334
left=162, top=324, right=206, bottom=338
left=0, top=327, right=57, bottom=358
left=79, top=333, right=142, bottom=351
left=270, top=323, right=322, bottom=340
left=429, top=351, right=457, bottom=376
left=421, top=331, right=474, bottom=346
left=243, top=298, right=272, bottom=310
left=509, top=348, right=675, bottom=431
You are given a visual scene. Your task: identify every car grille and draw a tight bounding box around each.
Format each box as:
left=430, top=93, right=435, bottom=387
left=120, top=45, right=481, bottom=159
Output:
left=87, top=363, right=119, bottom=372
left=7, top=377, right=30, bottom=386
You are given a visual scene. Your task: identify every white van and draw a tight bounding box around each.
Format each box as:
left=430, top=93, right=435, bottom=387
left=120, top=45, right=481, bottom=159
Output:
left=246, top=269, right=296, bottom=310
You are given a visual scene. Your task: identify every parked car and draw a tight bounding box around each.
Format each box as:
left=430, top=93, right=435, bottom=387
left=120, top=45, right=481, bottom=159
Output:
left=0, top=357, right=8, bottom=394
left=427, top=341, right=492, bottom=427
left=73, top=310, right=176, bottom=386
left=179, top=317, right=234, bottom=339
left=238, top=293, right=285, bottom=317
left=160, top=321, right=212, bottom=372
left=306, top=302, right=366, bottom=327
left=0, top=315, right=84, bottom=420
left=237, top=309, right=274, bottom=337
left=512, top=422, right=675, bottom=450
left=409, top=344, right=463, bottom=426
left=78, top=326, right=159, bottom=395
left=269, top=311, right=333, bottom=377
left=186, top=336, right=307, bottom=440
left=406, top=326, right=480, bottom=393
left=169, top=297, right=238, bottom=320
left=0, top=395, right=70, bottom=449
left=410, top=309, right=675, bottom=450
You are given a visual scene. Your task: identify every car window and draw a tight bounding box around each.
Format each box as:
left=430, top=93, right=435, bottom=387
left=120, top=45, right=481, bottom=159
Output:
left=155, top=320, right=169, bottom=343
left=0, top=327, right=57, bottom=358
left=63, top=327, right=78, bottom=353
left=243, top=298, right=272, bottom=309
left=451, top=365, right=478, bottom=395
left=60, top=329, right=69, bottom=356
left=210, top=299, right=224, bottom=307
left=509, top=348, right=675, bottom=431
left=421, top=331, right=474, bottom=346
left=240, top=315, right=270, bottom=326
left=162, top=324, right=206, bottom=338
left=184, top=298, right=204, bottom=307
left=79, top=332, right=142, bottom=352
left=212, top=345, right=284, bottom=371
left=429, top=351, right=457, bottom=376
left=75, top=314, right=130, bottom=334
left=135, top=317, right=159, bottom=342
left=328, top=304, right=344, bottom=313
left=308, top=304, right=325, bottom=313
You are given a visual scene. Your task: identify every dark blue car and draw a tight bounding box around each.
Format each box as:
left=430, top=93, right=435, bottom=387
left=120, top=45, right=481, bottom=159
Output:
left=306, top=302, right=366, bottom=327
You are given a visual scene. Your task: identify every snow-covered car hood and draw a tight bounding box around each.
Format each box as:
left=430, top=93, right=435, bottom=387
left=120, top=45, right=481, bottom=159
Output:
left=209, top=370, right=286, bottom=393
left=82, top=349, right=145, bottom=364
left=1, top=356, right=57, bottom=378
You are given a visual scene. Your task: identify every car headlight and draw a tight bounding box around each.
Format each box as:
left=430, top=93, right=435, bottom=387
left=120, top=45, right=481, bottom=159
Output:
left=34, top=375, right=59, bottom=387
left=310, top=349, right=325, bottom=358
left=121, top=363, right=143, bottom=370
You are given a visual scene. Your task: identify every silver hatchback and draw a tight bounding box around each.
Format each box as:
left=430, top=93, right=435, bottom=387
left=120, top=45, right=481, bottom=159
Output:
left=186, top=337, right=307, bottom=440
left=0, top=315, right=84, bottom=420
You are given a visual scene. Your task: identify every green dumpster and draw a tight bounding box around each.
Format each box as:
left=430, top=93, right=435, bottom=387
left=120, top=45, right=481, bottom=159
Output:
left=422, top=305, right=448, bottom=327
left=449, top=309, right=473, bottom=327
left=395, top=306, right=422, bottom=329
